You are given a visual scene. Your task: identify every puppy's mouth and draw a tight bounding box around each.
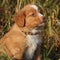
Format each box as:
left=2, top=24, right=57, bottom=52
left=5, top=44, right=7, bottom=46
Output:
left=36, top=23, right=45, bottom=30
left=28, top=23, right=45, bottom=35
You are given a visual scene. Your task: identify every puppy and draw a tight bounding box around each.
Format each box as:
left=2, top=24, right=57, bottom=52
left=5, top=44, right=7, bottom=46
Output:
left=0, top=4, right=45, bottom=60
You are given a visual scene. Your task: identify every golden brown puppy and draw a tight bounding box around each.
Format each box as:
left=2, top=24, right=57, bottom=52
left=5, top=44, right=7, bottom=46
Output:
left=0, top=4, right=45, bottom=60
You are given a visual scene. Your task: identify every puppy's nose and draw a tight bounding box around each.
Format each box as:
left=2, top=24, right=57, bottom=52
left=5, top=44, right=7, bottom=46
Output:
left=43, top=16, right=46, bottom=23
left=38, top=13, right=46, bottom=23
left=40, top=16, right=46, bottom=23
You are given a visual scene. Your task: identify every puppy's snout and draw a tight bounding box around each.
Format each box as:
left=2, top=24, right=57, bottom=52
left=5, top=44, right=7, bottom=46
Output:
left=40, top=15, right=46, bottom=23
left=43, top=16, right=46, bottom=23
left=38, top=13, right=46, bottom=23
left=39, top=16, right=46, bottom=23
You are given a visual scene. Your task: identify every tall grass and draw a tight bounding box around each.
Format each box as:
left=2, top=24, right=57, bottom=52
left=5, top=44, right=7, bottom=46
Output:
left=0, top=0, right=60, bottom=60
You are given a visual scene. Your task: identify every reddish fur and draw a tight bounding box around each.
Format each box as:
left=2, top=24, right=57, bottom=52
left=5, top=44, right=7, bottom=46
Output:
left=0, top=4, right=44, bottom=60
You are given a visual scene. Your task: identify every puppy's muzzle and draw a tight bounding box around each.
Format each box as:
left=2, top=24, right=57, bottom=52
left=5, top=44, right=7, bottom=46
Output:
left=43, top=16, right=46, bottom=23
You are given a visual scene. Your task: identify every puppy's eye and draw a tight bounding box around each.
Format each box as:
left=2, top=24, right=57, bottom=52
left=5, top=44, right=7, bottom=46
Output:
left=31, top=13, right=34, bottom=16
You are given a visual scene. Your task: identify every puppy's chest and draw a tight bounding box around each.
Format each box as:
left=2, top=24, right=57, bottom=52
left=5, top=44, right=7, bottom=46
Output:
left=26, top=34, right=42, bottom=47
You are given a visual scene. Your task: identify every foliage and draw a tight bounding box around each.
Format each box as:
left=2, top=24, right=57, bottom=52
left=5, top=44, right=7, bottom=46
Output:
left=0, top=53, right=12, bottom=60
left=0, top=0, right=60, bottom=60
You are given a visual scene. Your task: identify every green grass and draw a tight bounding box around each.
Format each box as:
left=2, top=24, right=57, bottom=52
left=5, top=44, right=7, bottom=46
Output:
left=0, top=53, right=12, bottom=60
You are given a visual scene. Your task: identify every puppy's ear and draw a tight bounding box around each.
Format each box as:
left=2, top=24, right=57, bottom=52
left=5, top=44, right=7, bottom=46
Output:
left=14, top=9, right=25, bottom=27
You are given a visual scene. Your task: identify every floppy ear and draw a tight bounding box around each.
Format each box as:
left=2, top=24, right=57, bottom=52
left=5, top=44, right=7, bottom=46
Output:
left=14, top=9, right=25, bottom=27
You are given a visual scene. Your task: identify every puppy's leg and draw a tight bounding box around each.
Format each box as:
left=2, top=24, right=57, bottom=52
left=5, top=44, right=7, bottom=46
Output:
left=35, top=49, right=42, bottom=60
left=33, top=44, right=42, bottom=60
left=23, top=45, right=37, bottom=60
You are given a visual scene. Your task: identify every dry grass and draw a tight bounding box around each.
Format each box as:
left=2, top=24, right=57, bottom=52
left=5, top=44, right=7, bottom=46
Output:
left=0, top=0, right=60, bottom=60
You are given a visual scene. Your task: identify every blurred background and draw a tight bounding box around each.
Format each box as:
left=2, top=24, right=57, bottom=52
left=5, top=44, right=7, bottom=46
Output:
left=0, top=0, right=60, bottom=60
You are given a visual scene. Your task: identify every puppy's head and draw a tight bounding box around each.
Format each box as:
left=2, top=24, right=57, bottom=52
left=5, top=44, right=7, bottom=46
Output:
left=14, top=4, right=46, bottom=29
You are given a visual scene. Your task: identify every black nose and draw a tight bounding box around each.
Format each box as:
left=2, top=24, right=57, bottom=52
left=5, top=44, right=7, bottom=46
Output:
left=43, top=17, right=46, bottom=23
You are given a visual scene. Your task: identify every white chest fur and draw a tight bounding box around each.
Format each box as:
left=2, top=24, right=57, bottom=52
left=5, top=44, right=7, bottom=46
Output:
left=25, top=34, right=42, bottom=60
left=27, top=35, right=42, bottom=47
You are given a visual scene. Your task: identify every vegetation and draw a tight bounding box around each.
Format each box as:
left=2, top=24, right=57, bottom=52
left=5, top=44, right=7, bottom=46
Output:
left=0, top=0, right=60, bottom=60
left=0, top=53, right=12, bottom=60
